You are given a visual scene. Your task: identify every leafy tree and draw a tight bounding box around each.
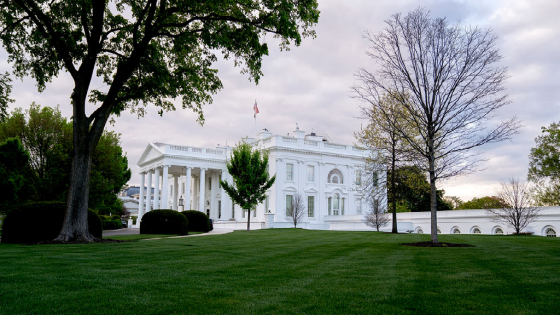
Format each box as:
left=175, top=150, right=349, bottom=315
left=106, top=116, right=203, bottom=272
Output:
left=0, top=104, right=131, bottom=214
left=356, top=92, right=418, bottom=233
left=0, top=138, right=35, bottom=212
left=0, top=72, right=13, bottom=121
left=353, top=8, right=520, bottom=243
left=220, top=141, right=276, bottom=231
left=389, top=166, right=452, bottom=212
left=528, top=122, right=560, bottom=205
left=456, top=196, right=508, bottom=210
left=0, top=0, right=319, bottom=242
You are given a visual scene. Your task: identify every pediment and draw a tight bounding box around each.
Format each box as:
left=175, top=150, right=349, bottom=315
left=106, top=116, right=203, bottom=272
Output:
left=137, top=143, right=164, bottom=166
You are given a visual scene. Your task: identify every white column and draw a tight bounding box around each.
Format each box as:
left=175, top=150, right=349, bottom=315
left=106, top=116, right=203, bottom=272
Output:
left=146, top=170, right=153, bottom=213
left=173, top=174, right=179, bottom=210
left=184, top=167, right=192, bottom=210
left=199, top=168, right=206, bottom=213
left=192, top=176, right=198, bottom=210
left=161, top=165, right=169, bottom=209
left=210, top=171, right=218, bottom=219
left=138, top=172, right=146, bottom=218
left=154, top=167, right=160, bottom=209
left=220, top=169, right=230, bottom=220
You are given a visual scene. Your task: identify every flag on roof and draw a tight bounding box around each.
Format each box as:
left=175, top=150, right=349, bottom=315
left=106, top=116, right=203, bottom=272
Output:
left=253, top=99, right=259, bottom=118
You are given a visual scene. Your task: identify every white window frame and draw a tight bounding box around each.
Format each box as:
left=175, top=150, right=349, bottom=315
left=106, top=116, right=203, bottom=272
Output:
left=307, top=165, right=315, bottom=182
left=286, top=194, right=294, bottom=216
left=307, top=195, right=315, bottom=217
left=356, top=198, right=362, bottom=214
left=286, top=163, right=294, bottom=181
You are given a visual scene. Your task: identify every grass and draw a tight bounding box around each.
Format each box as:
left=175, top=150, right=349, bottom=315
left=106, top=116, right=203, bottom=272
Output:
left=106, top=232, right=203, bottom=241
left=1, top=229, right=559, bottom=314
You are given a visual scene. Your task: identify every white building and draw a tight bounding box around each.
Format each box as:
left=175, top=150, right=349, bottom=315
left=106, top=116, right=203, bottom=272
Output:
left=136, top=126, right=382, bottom=229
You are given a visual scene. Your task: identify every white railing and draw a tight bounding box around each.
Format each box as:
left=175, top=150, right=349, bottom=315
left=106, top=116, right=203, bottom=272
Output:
left=169, top=145, right=189, bottom=151
left=282, top=137, right=297, bottom=143
left=207, top=149, right=224, bottom=155
left=304, top=140, right=318, bottom=146
left=324, top=143, right=345, bottom=149
left=191, top=148, right=202, bottom=153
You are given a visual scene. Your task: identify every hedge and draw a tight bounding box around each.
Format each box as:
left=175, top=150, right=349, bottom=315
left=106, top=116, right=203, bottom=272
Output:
left=140, top=210, right=188, bottom=235
left=181, top=210, right=212, bottom=232
left=1, top=201, right=102, bottom=244
left=102, top=219, right=122, bottom=230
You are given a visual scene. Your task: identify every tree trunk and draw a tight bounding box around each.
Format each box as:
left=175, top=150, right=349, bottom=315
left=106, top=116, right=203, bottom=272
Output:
left=428, top=138, right=438, bottom=244
left=391, top=155, right=397, bottom=233
left=247, top=209, right=251, bottom=231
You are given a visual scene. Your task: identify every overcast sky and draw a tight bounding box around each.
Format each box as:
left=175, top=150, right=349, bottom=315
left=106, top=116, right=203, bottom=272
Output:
left=1, top=0, right=559, bottom=202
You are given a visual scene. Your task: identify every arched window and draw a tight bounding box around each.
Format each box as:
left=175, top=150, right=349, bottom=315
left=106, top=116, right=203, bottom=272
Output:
left=328, top=169, right=344, bottom=184
left=473, top=228, right=481, bottom=234
left=417, top=229, right=423, bottom=234
left=437, top=227, right=441, bottom=234
left=495, top=228, right=504, bottom=235
left=546, top=228, right=556, bottom=237
left=452, top=227, right=461, bottom=234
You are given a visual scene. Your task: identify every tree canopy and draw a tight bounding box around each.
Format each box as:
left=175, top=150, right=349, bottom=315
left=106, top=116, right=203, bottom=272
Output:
left=456, top=196, right=508, bottom=210
left=0, top=0, right=319, bottom=241
left=528, top=122, right=560, bottom=206
left=0, top=138, right=35, bottom=212
left=0, top=104, right=131, bottom=215
left=220, top=141, right=276, bottom=231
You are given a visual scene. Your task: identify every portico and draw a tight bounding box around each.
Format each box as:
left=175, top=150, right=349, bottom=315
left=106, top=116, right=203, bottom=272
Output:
left=136, top=143, right=233, bottom=222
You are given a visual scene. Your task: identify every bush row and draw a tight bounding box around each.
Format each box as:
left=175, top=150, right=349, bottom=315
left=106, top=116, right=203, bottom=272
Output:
left=139, top=210, right=213, bottom=235
left=1, top=201, right=102, bottom=244
left=102, top=219, right=122, bottom=230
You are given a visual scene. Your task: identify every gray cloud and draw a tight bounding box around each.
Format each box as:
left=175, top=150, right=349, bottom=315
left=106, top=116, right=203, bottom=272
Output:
left=1, top=0, right=558, bottom=202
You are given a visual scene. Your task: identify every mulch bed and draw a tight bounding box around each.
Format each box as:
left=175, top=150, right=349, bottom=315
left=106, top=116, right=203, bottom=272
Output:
left=31, top=238, right=130, bottom=245
left=400, top=241, right=474, bottom=247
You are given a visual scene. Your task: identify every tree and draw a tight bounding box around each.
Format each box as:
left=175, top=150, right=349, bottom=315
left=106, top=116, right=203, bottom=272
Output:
left=0, top=104, right=131, bottom=214
left=0, top=138, right=35, bottom=212
left=356, top=92, right=417, bottom=233
left=528, top=122, right=560, bottom=206
left=220, top=141, right=276, bottom=231
left=0, top=72, right=13, bottom=121
left=0, top=1, right=318, bottom=241
left=456, top=196, right=508, bottom=210
left=486, top=178, right=540, bottom=234
left=352, top=8, right=520, bottom=243
left=364, top=196, right=390, bottom=231
left=286, top=192, right=306, bottom=228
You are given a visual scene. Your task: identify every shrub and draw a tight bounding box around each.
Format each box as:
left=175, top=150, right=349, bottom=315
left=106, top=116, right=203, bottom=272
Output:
left=181, top=210, right=211, bottom=232
left=140, top=210, right=188, bottom=235
left=111, top=215, right=121, bottom=220
left=1, top=201, right=102, bottom=243
left=102, top=219, right=122, bottom=230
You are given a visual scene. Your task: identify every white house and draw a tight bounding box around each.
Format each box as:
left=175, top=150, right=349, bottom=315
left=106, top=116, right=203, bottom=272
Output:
left=136, top=126, right=383, bottom=229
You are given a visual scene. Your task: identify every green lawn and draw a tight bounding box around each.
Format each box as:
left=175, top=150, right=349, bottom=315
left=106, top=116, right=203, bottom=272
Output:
left=1, top=229, right=559, bottom=314
left=106, top=232, right=203, bottom=241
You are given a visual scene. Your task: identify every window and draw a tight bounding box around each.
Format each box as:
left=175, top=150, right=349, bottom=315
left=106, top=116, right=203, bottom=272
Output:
left=328, top=197, right=332, bottom=215
left=182, top=183, right=185, bottom=194
left=473, top=228, right=481, bottom=234
left=286, top=195, right=293, bottom=216
left=307, top=165, right=315, bottom=182
left=417, top=229, right=423, bottom=234
left=286, top=163, right=294, bottom=181
left=242, top=208, right=245, bottom=218
left=341, top=198, right=345, bottom=215
left=356, top=198, right=362, bottom=214
left=208, top=177, right=211, bottom=190
left=373, top=172, right=378, bottom=187
left=333, top=194, right=340, bottom=215
left=253, top=206, right=257, bottom=217
left=453, top=228, right=461, bottom=234
left=170, top=185, right=173, bottom=196
left=546, top=228, right=556, bottom=237
left=437, top=227, right=441, bottom=234
left=218, top=201, right=222, bottom=219
left=327, top=169, right=344, bottom=184
left=232, top=202, right=235, bottom=219
left=308, top=196, right=315, bottom=217
left=374, top=199, right=379, bottom=214
left=356, top=170, right=362, bottom=185
left=495, top=228, right=504, bottom=235
left=265, top=195, right=270, bottom=213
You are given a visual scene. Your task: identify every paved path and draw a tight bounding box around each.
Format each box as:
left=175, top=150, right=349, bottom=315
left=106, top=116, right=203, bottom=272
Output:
left=103, top=228, right=234, bottom=238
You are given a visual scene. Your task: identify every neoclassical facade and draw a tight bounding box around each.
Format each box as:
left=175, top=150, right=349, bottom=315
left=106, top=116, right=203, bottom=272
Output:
left=136, top=127, right=380, bottom=229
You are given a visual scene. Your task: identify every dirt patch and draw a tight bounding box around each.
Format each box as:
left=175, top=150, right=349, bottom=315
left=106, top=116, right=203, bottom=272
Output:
left=400, top=241, right=474, bottom=247
left=31, top=238, right=131, bottom=245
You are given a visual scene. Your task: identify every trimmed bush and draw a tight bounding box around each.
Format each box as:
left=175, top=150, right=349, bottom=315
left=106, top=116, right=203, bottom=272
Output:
left=181, top=210, right=211, bottom=232
left=140, top=210, right=188, bottom=235
left=102, top=219, right=122, bottom=230
left=1, top=201, right=102, bottom=243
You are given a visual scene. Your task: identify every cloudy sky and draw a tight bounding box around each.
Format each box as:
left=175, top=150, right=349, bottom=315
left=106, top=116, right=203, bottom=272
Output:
left=1, top=0, right=559, bottom=202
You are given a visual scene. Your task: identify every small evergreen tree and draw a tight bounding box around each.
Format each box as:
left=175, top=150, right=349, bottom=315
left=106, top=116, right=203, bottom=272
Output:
left=220, top=141, right=276, bottom=231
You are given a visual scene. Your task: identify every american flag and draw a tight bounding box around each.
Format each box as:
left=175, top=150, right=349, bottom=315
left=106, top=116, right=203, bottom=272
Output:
left=253, top=99, right=259, bottom=118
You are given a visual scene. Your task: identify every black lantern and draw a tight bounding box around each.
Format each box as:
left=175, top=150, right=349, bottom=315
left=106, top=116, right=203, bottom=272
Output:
left=179, top=196, right=184, bottom=207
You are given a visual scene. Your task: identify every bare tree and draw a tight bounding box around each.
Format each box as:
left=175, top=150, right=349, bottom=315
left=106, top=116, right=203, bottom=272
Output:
left=286, top=193, right=306, bottom=228
left=364, top=196, right=391, bottom=232
left=486, top=177, right=540, bottom=234
left=352, top=8, right=521, bottom=243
